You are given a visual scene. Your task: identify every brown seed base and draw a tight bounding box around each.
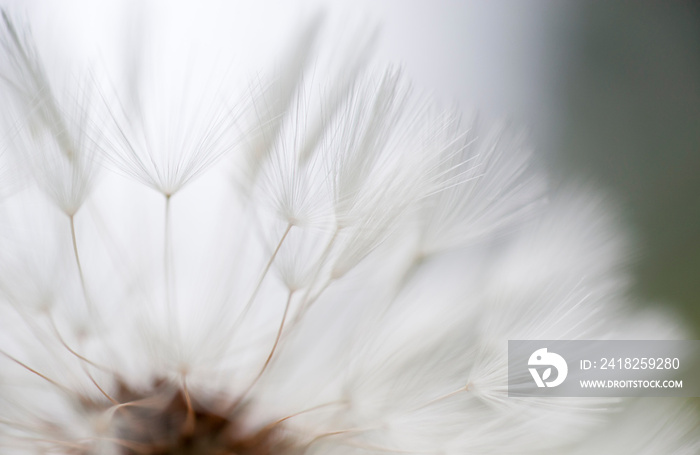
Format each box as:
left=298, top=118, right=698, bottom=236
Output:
left=111, top=380, right=292, bottom=455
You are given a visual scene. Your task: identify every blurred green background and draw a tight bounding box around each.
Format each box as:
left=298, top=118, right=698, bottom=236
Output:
left=549, top=2, right=700, bottom=336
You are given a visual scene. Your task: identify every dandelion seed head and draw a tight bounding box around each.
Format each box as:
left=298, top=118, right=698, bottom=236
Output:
left=0, top=4, right=698, bottom=455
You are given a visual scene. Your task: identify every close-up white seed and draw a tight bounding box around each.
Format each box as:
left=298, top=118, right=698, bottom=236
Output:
left=0, top=1, right=698, bottom=454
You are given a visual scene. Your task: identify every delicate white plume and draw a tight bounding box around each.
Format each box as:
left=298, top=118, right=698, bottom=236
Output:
left=0, top=6, right=697, bottom=455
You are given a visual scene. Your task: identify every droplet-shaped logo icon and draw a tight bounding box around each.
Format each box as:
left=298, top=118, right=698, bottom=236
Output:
left=528, top=348, right=568, bottom=387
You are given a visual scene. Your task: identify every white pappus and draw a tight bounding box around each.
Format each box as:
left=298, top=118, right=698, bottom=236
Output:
left=0, top=4, right=698, bottom=455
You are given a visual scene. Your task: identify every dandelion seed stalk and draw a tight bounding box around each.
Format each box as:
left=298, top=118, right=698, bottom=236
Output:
left=229, top=288, right=296, bottom=413
left=163, top=193, right=179, bottom=341
left=69, top=214, right=93, bottom=314
left=231, top=222, right=293, bottom=332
